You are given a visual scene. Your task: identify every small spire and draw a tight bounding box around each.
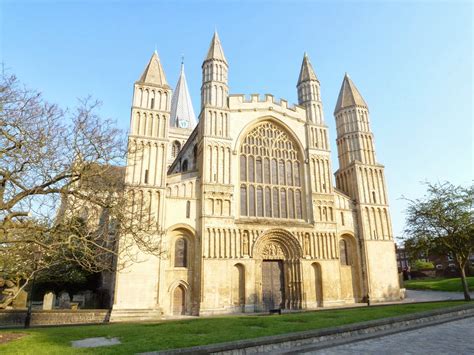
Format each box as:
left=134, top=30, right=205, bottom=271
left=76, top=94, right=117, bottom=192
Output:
left=298, top=53, right=318, bottom=85
left=170, top=61, right=197, bottom=129
left=205, top=31, right=227, bottom=63
left=138, top=50, right=168, bottom=87
left=334, top=73, right=368, bottom=114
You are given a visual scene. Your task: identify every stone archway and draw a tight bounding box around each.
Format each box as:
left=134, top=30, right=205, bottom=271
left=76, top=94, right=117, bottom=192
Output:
left=339, top=234, right=362, bottom=302
left=253, top=229, right=303, bottom=311
left=172, top=285, right=186, bottom=315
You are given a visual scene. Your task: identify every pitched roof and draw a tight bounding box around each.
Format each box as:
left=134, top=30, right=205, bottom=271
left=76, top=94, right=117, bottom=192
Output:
left=298, top=53, right=318, bottom=84
left=138, top=51, right=168, bottom=86
left=170, top=63, right=197, bottom=129
left=205, top=31, right=227, bottom=63
left=334, top=73, right=368, bottom=113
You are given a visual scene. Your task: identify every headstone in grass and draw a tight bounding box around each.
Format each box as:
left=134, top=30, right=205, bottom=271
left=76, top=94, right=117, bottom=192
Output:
left=71, top=337, right=121, bottom=348
left=43, top=292, right=56, bottom=310
left=58, top=291, right=70, bottom=309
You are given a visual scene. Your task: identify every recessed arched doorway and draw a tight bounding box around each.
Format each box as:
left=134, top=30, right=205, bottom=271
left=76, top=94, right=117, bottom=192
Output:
left=172, top=285, right=186, bottom=315
left=312, top=262, right=323, bottom=307
left=253, top=229, right=303, bottom=311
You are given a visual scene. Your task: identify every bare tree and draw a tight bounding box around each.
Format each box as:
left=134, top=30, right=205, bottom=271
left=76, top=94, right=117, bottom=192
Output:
left=403, top=182, right=473, bottom=301
left=0, top=73, right=161, bottom=307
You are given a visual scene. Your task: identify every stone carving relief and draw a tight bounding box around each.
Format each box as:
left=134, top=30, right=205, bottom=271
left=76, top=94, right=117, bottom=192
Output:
left=261, top=242, right=285, bottom=259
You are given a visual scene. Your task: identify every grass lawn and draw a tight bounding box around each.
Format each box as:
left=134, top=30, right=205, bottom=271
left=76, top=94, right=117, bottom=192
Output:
left=0, top=301, right=469, bottom=354
left=404, top=277, right=474, bottom=292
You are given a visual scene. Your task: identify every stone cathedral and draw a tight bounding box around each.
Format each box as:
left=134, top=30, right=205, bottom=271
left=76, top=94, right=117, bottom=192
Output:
left=111, top=32, right=400, bottom=320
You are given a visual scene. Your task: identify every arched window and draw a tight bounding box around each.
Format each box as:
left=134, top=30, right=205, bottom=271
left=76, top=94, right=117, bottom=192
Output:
left=239, top=122, right=303, bottom=219
left=186, top=201, right=191, bottom=218
left=172, top=141, right=181, bottom=159
left=339, top=239, right=350, bottom=266
left=182, top=160, right=188, bottom=172
left=193, top=145, right=197, bottom=167
left=175, top=238, right=187, bottom=267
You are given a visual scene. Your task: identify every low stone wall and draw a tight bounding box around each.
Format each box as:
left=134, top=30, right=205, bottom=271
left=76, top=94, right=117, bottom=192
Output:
left=0, top=309, right=110, bottom=328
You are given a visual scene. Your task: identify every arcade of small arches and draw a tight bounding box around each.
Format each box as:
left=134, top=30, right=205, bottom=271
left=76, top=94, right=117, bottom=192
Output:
left=166, top=225, right=361, bottom=314
left=134, top=87, right=169, bottom=111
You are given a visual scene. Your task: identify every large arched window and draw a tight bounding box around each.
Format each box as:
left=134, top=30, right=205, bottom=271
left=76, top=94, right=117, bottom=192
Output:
left=339, top=239, right=350, bottom=266
left=240, top=122, right=303, bottom=219
left=175, top=238, right=187, bottom=267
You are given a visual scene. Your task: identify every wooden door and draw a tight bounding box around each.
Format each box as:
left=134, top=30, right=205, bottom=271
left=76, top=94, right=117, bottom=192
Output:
left=262, top=260, right=284, bottom=310
left=173, top=286, right=185, bottom=315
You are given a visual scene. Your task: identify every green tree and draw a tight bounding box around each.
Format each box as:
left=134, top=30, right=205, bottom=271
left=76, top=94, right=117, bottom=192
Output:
left=404, top=182, right=473, bottom=301
left=0, top=73, right=161, bottom=307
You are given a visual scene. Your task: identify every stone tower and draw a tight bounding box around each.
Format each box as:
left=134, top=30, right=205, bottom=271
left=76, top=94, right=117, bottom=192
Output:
left=334, top=73, right=399, bottom=301
left=197, top=32, right=233, bottom=313
left=297, top=54, right=335, bottom=225
left=112, top=51, right=171, bottom=315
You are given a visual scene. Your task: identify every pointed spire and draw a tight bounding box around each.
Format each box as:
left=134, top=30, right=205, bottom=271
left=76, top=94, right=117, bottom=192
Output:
left=138, top=51, right=169, bottom=87
left=298, top=53, right=318, bottom=84
left=205, top=31, right=227, bottom=63
left=334, top=73, right=368, bottom=114
left=170, top=61, right=197, bottom=129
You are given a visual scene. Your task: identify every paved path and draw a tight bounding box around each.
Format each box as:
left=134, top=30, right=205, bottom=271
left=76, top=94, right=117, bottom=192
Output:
left=402, top=289, right=471, bottom=302
left=295, top=316, right=474, bottom=354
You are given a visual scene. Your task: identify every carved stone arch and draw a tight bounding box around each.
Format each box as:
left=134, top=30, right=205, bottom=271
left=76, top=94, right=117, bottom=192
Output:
left=168, top=280, right=190, bottom=316
left=253, top=229, right=303, bottom=260
left=253, top=229, right=303, bottom=310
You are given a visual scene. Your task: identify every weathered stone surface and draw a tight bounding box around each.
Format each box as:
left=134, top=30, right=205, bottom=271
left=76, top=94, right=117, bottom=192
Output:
left=43, top=292, right=56, bottom=310
left=110, top=36, right=401, bottom=318
left=12, top=290, right=27, bottom=309
left=58, top=291, right=70, bottom=309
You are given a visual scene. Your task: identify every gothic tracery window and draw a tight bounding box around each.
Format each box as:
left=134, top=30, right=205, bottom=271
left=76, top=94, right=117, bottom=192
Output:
left=240, top=122, right=303, bottom=219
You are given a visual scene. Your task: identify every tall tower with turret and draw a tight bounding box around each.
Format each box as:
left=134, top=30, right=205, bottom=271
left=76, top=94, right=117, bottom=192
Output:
left=334, top=74, right=399, bottom=301
left=112, top=51, right=171, bottom=316
left=197, top=32, right=234, bottom=313
left=297, top=54, right=335, bottom=225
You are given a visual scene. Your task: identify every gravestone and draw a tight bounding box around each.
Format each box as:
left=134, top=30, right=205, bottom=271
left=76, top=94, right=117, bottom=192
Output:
left=12, top=289, right=28, bottom=309
left=72, top=294, right=85, bottom=309
left=58, top=291, right=71, bottom=309
left=43, top=292, right=56, bottom=310
left=83, top=290, right=96, bottom=308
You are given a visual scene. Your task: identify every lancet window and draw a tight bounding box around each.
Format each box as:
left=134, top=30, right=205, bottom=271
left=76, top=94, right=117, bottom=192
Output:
left=240, top=122, right=303, bottom=219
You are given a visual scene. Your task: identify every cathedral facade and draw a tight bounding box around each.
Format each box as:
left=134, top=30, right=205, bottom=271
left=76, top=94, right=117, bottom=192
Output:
left=111, top=32, right=400, bottom=319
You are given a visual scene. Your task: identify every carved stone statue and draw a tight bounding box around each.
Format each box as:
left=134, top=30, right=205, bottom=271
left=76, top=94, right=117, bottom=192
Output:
left=242, top=231, right=249, bottom=255
left=304, top=233, right=310, bottom=256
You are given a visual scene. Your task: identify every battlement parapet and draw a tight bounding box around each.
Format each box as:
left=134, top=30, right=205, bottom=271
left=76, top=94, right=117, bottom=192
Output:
left=229, top=93, right=306, bottom=118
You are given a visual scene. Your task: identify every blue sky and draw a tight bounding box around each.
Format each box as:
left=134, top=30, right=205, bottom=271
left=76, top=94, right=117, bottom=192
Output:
left=1, top=0, right=472, bottom=241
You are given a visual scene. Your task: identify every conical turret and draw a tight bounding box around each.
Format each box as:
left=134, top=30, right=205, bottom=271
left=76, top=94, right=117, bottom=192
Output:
left=201, top=31, right=228, bottom=109
left=138, top=51, right=169, bottom=87
left=334, top=73, right=367, bottom=114
left=170, top=62, right=197, bottom=129
left=298, top=53, right=318, bottom=84
left=205, top=31, right=227, bottom=64
left=297, top=53, right=324, bottom=125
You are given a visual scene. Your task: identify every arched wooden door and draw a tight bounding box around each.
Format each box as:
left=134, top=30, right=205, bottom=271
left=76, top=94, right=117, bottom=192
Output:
left=172, top=285, right=186, bottom=315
